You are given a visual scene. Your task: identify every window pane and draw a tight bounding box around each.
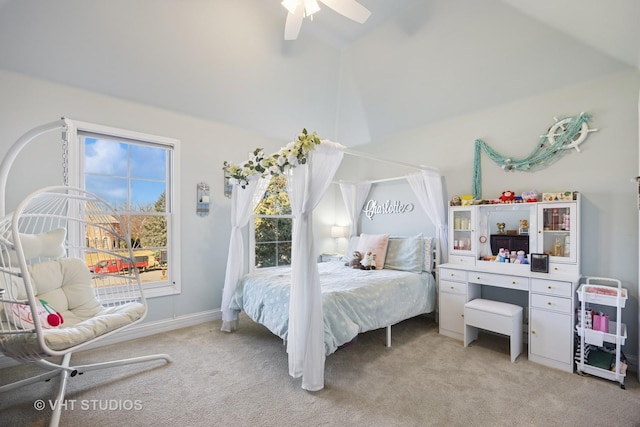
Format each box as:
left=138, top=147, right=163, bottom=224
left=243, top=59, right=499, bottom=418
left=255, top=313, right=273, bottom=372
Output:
left=253, top=217, right=292, bottom=268
left=276, top=217, right=292, bottom=240
left=255, top=217, right=277, bottom=243
left=84, top=138, right=128, bottom=176
left=86, top=175, right=128, bottom=209
left=123, top=214, right=166, bottom=249
left=255, top=242, right=276, bottom=268
left=130, top=145, right=166, bottom=180
left=131, top=180, right=166, bottom=212
left=276, top=241, right=292, bottom=266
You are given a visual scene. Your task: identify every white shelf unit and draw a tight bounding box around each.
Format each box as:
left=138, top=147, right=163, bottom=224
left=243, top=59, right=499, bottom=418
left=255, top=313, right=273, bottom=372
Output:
left=576, top=277, right=628, bottom=389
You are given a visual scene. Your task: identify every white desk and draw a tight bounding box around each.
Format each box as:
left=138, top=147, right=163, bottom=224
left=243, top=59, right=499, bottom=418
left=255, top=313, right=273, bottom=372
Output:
left=438, top=262, right=579, bottom=372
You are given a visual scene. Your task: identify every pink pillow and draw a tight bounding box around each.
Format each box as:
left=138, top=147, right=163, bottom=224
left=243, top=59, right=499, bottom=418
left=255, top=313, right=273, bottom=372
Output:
left=356, top=234, right=390, bottom=269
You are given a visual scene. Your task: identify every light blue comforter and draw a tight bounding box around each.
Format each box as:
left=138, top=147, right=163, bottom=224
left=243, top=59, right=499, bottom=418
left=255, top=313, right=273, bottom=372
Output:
left=229, top=261, right=436, bottom=355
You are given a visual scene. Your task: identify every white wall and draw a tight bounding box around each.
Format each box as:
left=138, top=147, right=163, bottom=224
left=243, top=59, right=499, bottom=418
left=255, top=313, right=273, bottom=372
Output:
left=355, top=69, right=640, bottom=361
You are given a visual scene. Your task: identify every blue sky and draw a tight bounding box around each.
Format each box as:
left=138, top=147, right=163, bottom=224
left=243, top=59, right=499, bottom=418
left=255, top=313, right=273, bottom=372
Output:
left=84, top=137, right=166, bottom=210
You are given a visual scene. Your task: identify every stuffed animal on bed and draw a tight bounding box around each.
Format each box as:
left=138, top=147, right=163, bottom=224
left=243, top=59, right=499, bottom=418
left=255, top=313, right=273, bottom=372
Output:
left=360, top=251, right=377, bottom=270
left=345, top=251, right=363, bottom=268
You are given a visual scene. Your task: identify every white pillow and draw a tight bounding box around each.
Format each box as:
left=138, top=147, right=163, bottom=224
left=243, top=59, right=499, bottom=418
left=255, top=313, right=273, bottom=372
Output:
left=385, top=234, right=424, bottom=273
left=340, top=236, right=360, bottom=263
left=8, top=228, right=66, bottom=265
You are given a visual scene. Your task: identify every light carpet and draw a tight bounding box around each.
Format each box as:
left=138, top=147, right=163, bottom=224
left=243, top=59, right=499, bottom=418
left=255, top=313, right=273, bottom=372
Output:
left=1, top=314, right=639, bottom=426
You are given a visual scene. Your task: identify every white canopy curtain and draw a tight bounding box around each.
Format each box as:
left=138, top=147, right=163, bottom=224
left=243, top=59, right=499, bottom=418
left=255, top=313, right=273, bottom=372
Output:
left=220, top=176, right=271, bottom=332
left=287, top=140, right=344, bottom=391
left=339, top=181, right=372, bottom=237
left=406, top=169, right=448, bottom=264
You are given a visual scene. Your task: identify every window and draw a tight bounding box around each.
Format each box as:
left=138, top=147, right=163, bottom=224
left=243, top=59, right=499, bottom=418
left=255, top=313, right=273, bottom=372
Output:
left=67, top=120, right=181, bottom=297
left=250, top=175, right=292, bottom=269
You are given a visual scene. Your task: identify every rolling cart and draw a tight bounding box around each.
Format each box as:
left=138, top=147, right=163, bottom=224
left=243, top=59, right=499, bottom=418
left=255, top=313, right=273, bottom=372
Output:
left=575, top=277, right=627, bottom=389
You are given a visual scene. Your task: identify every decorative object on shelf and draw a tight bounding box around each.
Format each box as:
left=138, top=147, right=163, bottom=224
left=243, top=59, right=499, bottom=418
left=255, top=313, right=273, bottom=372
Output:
left=472, top=113, right=597, bottom=199
left=530, top=253, right=549, bottom=273
left=499, top=190, right=515, bottom=203
left=450, top=195, right=462, bottom=206
left=542, top=191, right=575, bottom=201
left=223, top=128, right=321, bottom=189
left=519, top=219, right=529, bottom=235
left=521, top=190, right=539, bottom=202
left=496, top=222, right=506, bottom=234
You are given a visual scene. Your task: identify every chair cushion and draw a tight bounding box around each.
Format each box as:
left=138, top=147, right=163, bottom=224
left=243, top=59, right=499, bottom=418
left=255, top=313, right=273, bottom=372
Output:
left=465, top=299, right=522, bottom=317
left=0, top=302, right=145, bottom=359
left=0, top=258, right=145, bottom=359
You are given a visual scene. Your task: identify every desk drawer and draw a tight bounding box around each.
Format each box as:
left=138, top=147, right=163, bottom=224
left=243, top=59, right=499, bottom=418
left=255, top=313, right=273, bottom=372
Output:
left=468, top=272, right=528, bottom=291
left=530, top=293, right=572, bottom=314
left=440, top=268, right=467, bottom=282
left=548, top=263, right=575, bottom=275
left=448, top=255, right=476, bottom=266
left=531, top=278, right=572, bottom=298
left=440, top=279, right=466, bottom=295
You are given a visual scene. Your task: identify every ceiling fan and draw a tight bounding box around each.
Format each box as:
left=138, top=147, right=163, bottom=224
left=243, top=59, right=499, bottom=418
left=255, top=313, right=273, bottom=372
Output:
left=281, top=0, right=371, bottom=40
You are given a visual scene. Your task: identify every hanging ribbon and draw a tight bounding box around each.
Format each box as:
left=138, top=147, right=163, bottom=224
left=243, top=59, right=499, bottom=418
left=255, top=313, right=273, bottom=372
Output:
left=472, top=113, right=594, bottom=199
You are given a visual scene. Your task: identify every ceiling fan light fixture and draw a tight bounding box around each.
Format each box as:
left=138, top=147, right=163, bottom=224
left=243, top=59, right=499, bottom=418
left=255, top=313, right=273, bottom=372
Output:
left=281, top=0, right=299, bottom=15
left=282, top=0, right=370, bottom=40
left=282, top=0, right=320, bottom=18
left=304, top=0, right=320, bottom=17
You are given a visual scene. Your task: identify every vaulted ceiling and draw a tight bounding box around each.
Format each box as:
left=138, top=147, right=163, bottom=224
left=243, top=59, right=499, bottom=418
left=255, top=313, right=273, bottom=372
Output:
left=0, top=0, right=638, bottom=145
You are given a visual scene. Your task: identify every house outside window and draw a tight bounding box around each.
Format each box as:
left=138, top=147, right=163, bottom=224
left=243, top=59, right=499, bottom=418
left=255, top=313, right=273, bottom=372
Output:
left=66, top=120, right=181, bottom=297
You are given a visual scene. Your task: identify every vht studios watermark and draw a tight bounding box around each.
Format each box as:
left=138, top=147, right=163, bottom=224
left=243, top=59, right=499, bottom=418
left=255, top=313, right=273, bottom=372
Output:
left=34, top=399, right=143, bottom=411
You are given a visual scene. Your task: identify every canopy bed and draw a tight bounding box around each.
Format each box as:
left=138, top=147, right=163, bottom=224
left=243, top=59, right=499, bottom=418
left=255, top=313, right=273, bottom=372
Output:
left=221, top=131, right=447, bottom=391
left=230, top=234, right=439, bottom=356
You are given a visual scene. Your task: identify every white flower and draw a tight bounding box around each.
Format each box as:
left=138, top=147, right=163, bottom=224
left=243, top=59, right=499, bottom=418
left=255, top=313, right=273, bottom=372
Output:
left=287, top=153, right=299, bottom=166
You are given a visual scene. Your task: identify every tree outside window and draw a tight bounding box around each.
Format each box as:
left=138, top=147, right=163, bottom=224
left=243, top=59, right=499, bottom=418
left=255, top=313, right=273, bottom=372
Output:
left=253, top=175, right=292, bottom=268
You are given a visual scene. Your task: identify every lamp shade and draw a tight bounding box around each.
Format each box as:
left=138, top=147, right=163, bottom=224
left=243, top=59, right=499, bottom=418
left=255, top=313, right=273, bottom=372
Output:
left=330, top=225, right=345, bottom=238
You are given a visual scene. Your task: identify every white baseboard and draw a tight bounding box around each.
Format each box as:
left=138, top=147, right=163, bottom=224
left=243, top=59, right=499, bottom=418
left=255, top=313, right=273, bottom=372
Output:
left=0, top=309, right=221, bottom=370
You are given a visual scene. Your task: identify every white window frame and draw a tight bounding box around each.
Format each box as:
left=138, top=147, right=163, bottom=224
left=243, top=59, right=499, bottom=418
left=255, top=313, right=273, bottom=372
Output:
left=65, top=120, right=181, bottom=298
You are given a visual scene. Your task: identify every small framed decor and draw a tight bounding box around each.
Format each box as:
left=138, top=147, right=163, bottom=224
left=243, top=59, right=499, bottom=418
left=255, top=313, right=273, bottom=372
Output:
left=530, top=253, right=549, bottom=273
left=223, top=171, right=232, bottom=199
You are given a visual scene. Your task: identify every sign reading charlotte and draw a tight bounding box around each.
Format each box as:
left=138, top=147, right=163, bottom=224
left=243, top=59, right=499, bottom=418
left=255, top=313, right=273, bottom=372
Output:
left=362, top=199, right=414, bottom=220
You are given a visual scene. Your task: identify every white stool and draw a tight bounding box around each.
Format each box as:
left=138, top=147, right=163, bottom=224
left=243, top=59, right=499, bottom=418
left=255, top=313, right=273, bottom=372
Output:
left=464, top=299, right=523, bottom=362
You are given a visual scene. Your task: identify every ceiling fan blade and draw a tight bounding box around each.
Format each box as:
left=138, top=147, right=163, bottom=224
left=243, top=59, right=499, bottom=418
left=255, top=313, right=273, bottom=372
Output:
left=319, top=0, right=371, bottom=24
left=284, top=7, right=304, bottom=40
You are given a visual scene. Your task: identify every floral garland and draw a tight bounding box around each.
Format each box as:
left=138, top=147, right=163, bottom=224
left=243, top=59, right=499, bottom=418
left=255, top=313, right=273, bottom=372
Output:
left=223, top=128, right=321, bottom=189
